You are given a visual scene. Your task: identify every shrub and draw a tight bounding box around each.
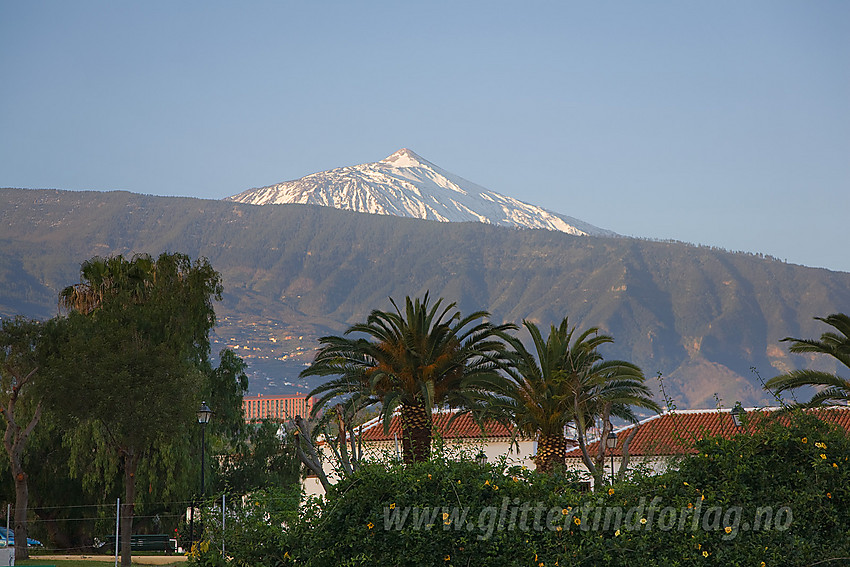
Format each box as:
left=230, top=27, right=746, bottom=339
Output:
left=221, top=411, right=850, bottom=566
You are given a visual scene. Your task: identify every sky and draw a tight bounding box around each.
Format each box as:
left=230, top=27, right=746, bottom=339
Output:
left=2, top=1, right=848, bottom=272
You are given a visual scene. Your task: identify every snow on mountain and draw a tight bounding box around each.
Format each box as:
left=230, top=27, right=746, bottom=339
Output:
left=225, top=148, right=615, bottom=237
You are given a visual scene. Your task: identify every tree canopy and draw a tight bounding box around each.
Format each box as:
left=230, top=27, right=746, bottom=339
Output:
left=49, top=252, right=223, bottom=566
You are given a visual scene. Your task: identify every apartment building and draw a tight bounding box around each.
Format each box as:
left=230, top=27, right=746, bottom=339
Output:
left=243, top=394, right=314, bottom=422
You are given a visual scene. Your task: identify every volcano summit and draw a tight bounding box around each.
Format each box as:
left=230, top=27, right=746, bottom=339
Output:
left=226, top=148, right=614, bottom=236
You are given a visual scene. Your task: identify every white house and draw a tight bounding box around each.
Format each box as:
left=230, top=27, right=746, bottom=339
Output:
left=304, top=409, right=535, bottom=497
left=564, top=406, right=850, bottom=487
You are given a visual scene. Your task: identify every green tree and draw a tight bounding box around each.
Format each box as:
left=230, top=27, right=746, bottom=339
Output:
left=491, top=318, right=584, bottom=473
left=765, top=313, right=850, bottom=405
left=212, top=419, right=301, bottom=494
left=50, top=253, right=222, bottom=566
left=0, top=317, right=46, bottom=560
left=302, top=293, right=514, bottom=463
left=495, top=317, right=658, bottom=484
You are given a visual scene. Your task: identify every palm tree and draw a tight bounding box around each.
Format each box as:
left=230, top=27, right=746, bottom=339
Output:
left=58, top=254, right=155, bottom=314
left=765, top=313, right=850, bottom=405
left=302, top=293, right=514, bottom=463
left=494, top=317, right=658, bottom=480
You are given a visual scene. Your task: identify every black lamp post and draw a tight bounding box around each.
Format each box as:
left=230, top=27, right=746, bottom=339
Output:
left=189, top=402, right=212, bottom=549
left=197, top=402, right=213, bottom=497
left=475, top=451, right=488, bottom=466
left=606, top=430, right=618, bottom=484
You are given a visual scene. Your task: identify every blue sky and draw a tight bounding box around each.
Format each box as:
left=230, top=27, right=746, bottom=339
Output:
left=2, top=1, right=848, bottom=272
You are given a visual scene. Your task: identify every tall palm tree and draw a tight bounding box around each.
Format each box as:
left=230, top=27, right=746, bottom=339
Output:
left=493, top=317, right=658, bottom=478
left=765, top=313, right=850, bottom=405
left=302, top=293, right=514, bottom=463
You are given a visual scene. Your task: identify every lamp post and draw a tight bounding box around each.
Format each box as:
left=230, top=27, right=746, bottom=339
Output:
left=475, top=451, right=488, bottom=466
left=606, top=430, right=618, bottom=484
left=197, top=402, right=213, bottom=497
left=190, top=402, right=212, bottom=548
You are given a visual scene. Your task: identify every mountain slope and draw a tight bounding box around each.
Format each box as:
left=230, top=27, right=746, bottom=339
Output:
left=2, top=187, right=848, bottom=408
left=226, top=148, right=614, bottom=236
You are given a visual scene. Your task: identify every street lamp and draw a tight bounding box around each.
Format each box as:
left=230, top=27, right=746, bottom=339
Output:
left=731, top=404, right=745, bottom=429
left=197, top=402, right=212, bottom=497
left=188, top=402, right=213, bottom=548
left=475, top=451, right=488, bottom=466
left=606, top=430, right=618, bottom=484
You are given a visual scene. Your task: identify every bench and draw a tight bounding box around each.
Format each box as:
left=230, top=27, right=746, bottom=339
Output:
left=99, top=534, right=177, bottom=554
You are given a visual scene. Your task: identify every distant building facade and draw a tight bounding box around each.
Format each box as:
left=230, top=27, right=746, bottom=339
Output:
left=243, top=394, right=313, bottom=422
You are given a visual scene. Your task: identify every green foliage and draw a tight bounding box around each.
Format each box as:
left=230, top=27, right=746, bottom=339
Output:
left=766, top=313, right=850, bottom=405
left=189, top=487, right=301, bottom=567
left=219, top=412, right=850, bottom=566
left=211, top=419, right=301, bottom=495
left=303, top=293, right=515, bottom=463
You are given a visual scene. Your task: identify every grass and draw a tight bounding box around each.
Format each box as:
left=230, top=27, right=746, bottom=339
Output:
left=17, top=559, right=186, bottom=567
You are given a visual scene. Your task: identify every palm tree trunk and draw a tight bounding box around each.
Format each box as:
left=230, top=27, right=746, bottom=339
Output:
left=534, top=433, right=567, bottom=473
left=401, top=403, right=432, bottom=464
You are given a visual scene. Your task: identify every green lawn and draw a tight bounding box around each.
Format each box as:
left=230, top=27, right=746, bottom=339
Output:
left=17, top=559, right=186, bottom=567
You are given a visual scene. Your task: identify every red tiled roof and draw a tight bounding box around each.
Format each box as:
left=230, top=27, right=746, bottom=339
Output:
left=565, top=406, right=850, bottom=458
left=359, top=409, right=515, bottom=442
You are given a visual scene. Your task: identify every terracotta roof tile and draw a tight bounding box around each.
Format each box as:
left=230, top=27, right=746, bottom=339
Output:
left=565, top=406, right=850, bottom=458
left=359, top=409, right=515, bottom=442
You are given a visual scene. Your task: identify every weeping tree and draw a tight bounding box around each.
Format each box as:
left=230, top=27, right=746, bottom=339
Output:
left=0, top=317, right=47, bottom=560
left=50, top=253, right=221, bottom=567
left=302, top=293, right=514, bottom=464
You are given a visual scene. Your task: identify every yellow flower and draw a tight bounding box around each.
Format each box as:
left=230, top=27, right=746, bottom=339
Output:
left=834, top=463, right=839, bottom=468
left=683, top=481, right=690, bottom=486
left=457, top=480, right=461, bottom=484
left=827, top=492, right=833, bottom=499
left=760, top=563, right=766, bottom=567
left=512, top=476, right=519, bottom=482
left=701, top=495, right=705, bottom=501
left=640, top=518, right=647, bottom=525
left=484, top=480, right=490, bottom=485
left=556, top=526, right=563, bottom=531
left=493, top=485, right=499, bottom=490
left=802, top=437, right=808, bottom=443
left=561, top=508, right=570, bottom=515
left=390, top=503, right=396, bottom=509
left=367, top=522, right=374, bottom=529
left=608, top=488, right=615, bottom=495
left=614, top=529, right=621, bottom=536
left=444, top=554, right=451, bottom=561
left=724, top=526, right=732, bottom=534
left=821, top=453, right=827, bottom=459
left=574, top=517, right=581, bottom=525
left=443, top=512, right=450, bottom=520
left=428, top=474, right=432, bottom=479
left=703, top=550, right=709, bottom=558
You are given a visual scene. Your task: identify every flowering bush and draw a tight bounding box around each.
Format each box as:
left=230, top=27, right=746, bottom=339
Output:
left=220, top=411, right=850, bottom=566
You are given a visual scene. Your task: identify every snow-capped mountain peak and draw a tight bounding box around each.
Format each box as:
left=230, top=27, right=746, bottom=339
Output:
left=381, top=148, right=428, bottom=168
left=225, top=149, right=614, bottom=237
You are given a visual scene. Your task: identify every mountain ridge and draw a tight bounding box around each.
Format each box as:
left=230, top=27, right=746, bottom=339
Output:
left=1, top=187, right=848, bottom=409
